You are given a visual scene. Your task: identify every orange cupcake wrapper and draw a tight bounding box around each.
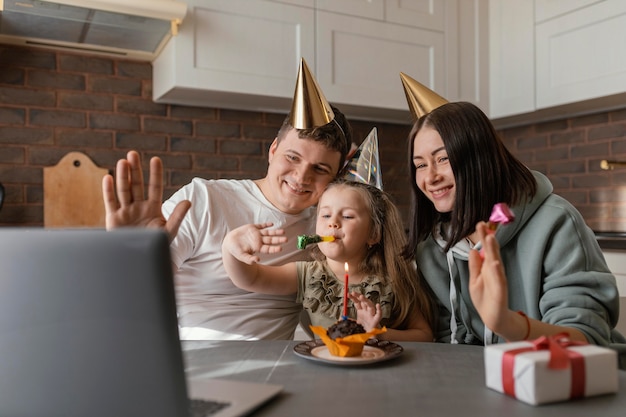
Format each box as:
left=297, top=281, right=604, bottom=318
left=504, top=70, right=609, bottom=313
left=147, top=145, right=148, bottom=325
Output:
left=310, top=325, right=387, bottom=357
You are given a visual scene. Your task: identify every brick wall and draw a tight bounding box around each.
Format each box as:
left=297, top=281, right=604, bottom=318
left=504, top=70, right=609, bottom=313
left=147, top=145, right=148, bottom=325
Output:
left=0, top=45, right=411, bottom=227
left=1, top=44, right=626, bottom=232
left=498, top=111, right=626, bottom=232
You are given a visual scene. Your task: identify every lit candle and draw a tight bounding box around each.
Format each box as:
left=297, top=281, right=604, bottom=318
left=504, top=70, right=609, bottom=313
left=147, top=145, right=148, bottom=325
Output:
left=343, top=262, right=349, bottom=318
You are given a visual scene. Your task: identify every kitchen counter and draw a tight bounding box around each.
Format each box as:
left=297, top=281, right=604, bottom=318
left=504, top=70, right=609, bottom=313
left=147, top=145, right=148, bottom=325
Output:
left=597, top=235, right=626, bottom=335
left=596, top=232, right=626, bottom=251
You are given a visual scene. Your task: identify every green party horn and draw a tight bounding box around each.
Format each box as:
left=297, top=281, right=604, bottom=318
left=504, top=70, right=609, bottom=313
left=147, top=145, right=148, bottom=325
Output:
left=297, top=234, right=335, bottom=250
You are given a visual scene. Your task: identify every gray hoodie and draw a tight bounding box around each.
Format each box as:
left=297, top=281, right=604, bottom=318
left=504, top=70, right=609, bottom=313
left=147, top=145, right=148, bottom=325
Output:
left=417, top=171, right=626, bottom=365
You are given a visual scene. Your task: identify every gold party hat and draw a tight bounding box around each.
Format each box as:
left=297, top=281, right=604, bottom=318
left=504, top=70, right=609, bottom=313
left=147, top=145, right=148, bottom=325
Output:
left=399, top=72, right=448, bottom=120
left=289, top=58, right=335, bottom=129
left=340, top=127, right=383, bottom=190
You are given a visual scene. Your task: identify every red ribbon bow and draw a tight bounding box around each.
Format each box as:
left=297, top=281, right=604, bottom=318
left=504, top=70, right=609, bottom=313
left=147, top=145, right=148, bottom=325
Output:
left=502, top=333, right=587, bottom=400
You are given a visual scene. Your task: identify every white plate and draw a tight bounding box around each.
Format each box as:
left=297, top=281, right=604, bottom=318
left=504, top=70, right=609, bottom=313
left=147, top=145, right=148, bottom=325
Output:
left=293, top=339, right=403, bottom=366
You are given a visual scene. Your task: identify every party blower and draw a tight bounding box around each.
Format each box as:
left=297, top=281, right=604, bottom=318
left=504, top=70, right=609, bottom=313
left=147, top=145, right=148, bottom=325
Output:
left=487, top=203, right=515, bottom=230
left=296, top=234, right=335, bottom=250
left=479, top=203, right=515, bottom=257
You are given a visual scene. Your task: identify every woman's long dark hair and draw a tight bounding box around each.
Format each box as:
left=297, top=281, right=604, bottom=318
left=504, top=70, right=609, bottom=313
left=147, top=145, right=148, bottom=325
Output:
left=403, top=102, right=537, bottom=255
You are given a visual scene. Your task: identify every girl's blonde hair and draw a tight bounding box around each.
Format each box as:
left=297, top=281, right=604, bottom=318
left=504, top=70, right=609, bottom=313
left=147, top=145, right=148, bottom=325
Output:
left=312, top=178, right=435, bottom=330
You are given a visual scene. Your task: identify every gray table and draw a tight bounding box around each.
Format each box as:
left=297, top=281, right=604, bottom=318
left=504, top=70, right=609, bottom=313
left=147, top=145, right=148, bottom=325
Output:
left=182, top=340, right=626, bottom=416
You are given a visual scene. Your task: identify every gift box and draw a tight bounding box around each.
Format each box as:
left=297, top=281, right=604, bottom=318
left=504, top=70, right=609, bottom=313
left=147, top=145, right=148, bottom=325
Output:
left=484, top=334, right=618, bottom=405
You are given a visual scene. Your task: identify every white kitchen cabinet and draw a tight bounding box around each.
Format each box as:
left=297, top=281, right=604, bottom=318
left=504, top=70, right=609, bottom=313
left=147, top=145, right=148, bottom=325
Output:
left=488, top=0, right=535, bottom=119
left=269, top=0, right=314, bottom=7
left=489, top=0, right=626, bottom=120
left=313, top=0, right=484, bottom=122
left=384, top=0, right=446, bottom=30
left=534, top=0, right=603, bottom=22
left=153, top=0, right=488, bottom=123
left=152, top=0, right=625, bottom=122
left=153, top=0, right=315, bottom=112
left=535, top=0, right=626, bottom=109
left=314, top=0, right=491, bottom=122
left=314, top=10, right=453, bottom=122
left=457, top=0, right=489, bottom=110
left=315, top=0, right=384, bottom=20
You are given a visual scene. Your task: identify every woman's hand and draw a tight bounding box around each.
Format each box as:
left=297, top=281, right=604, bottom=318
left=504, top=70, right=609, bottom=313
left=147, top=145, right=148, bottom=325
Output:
left=469, top=221, right=588, bottom=342
left=349, top=291, right=382, bottom=332
left=468, top=221, right=510, bottom=334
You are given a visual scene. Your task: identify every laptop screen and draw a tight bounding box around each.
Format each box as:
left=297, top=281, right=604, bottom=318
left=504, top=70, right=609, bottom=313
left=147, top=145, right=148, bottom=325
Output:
left=0, top=228, right=189, bottom=417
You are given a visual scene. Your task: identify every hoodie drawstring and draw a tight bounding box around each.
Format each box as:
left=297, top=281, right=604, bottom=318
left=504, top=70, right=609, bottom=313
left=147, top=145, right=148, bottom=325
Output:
left=436, top=227, right=495, bottom=345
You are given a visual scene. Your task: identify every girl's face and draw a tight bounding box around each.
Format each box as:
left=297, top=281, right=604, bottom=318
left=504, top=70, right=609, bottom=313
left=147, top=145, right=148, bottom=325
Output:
left=315, top=185, right=377, bottom=263
left=412, top=125, right=456, bottom=213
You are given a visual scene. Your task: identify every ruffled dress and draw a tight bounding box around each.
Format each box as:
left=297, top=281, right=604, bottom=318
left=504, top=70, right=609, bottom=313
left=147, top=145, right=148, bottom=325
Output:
left=295, top=260, right=394, bottom=329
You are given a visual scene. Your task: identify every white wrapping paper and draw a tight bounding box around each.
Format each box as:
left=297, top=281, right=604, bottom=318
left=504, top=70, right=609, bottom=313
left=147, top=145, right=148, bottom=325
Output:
left=484, top=340, right=618, bottom=405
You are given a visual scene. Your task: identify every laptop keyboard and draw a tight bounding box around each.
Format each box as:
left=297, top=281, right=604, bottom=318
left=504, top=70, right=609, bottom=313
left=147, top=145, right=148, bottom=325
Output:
left=189, top=398, right=232, bottom=417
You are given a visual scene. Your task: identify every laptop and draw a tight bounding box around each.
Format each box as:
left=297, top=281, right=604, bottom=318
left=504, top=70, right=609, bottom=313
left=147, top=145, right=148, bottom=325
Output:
left=0, top=228, right=282, bottom=417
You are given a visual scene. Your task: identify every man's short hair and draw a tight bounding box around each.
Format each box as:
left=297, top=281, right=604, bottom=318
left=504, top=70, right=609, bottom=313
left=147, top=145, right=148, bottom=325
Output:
left=277, top=105, right=352, bottom=171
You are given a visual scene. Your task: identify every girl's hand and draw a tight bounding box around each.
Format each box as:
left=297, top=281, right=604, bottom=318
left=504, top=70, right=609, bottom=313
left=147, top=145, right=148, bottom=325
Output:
left=222, top=223, right=286, bottom=264
left=349, top=291, right=382, bottom=332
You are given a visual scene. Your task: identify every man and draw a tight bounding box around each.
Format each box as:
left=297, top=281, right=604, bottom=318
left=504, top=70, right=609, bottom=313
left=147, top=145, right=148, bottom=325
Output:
left=102, top=59, right=352, bottom=340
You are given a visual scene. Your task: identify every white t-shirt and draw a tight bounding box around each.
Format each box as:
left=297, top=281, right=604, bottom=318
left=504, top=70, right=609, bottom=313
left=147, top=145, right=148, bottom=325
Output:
left=162, top=178, right=315, bottom=340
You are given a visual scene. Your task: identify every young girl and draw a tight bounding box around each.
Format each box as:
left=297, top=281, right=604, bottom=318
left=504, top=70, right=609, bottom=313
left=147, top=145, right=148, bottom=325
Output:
left=222, top=178, right=435, bottom=341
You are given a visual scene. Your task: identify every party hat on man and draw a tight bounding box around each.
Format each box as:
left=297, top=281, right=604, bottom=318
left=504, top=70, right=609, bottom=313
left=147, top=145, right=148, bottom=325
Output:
left=341, top=127, right=383, bottom=190
left=290, top=58, right=335, bottom=129
left=399, top=72, right=448, bottom=120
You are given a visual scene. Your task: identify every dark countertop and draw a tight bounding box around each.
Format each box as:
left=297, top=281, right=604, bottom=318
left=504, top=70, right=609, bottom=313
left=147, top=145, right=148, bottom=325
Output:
left=182, top=340, right=626, bottom=416
left=595, top=232, right=626, bottom=251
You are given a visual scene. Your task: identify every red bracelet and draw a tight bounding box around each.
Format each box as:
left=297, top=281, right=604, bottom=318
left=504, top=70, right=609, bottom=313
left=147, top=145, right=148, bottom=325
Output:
left=517, top=311, right=531, bottom=340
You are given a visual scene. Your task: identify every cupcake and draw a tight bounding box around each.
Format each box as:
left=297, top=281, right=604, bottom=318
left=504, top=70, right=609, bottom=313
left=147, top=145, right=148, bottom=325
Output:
left=327, top=318, right=366, bottom=339
left=310, top=318, right=386, bottom=357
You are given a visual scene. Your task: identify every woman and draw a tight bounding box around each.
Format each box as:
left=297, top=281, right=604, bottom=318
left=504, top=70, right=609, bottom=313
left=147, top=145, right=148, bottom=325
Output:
left=402, top=99, right=626, bottom=366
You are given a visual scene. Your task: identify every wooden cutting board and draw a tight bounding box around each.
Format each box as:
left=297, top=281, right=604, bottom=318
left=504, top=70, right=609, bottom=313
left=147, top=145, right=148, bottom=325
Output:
left=44, top=152, right=108, bottom=228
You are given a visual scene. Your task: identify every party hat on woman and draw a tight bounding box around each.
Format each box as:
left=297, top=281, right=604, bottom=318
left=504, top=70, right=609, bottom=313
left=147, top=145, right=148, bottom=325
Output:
left=399, top=72, right=448, bottom=120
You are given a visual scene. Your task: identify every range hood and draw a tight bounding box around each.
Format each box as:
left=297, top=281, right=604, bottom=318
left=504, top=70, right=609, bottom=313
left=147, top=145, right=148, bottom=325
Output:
left=0, top=0, right=187, bottom=61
